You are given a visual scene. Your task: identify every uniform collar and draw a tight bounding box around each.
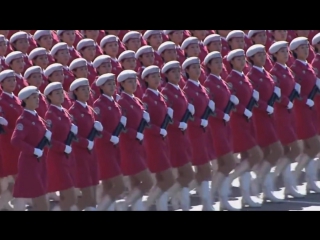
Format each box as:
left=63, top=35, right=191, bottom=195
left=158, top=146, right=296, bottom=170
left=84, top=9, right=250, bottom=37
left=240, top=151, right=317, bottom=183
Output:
left=188, top=79, right=200, bottom=86
left=276, top=62, right=287, bottom=69
left=51, top=104, right=63, bottom=111
left=296, top=59, right=308, bottom=66
left=24, top=109, right=37, bottom=116
left=147, top=88, right=159, bottom=96
left=168, top=82, right=179, bottom=89
left=103, top=94, right=114, bottom=101
left=232, top=69, right=243, bottom=76
left=76, top=100, right=87, bottom=108
left=2, top=91, right=14, bottom=98
left=123, top=92, right=134, bottom=98
left=252, top=65, right=265, bottom=72
left=210, top=73, right=221, bottom=80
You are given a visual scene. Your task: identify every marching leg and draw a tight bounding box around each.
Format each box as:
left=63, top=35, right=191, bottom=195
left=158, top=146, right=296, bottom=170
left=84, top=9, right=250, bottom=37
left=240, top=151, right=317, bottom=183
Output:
left=305, top=158, right=320, bottom=193
left=14, top=198, right=26, bottom=211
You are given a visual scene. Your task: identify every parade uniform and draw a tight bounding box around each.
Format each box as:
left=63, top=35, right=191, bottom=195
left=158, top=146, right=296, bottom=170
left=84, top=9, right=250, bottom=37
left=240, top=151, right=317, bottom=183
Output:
left=51, top=30, right=60, bottom=46
left=26, top=33, right=37, bottom=54
left=311, top=34, right=320, bottom=133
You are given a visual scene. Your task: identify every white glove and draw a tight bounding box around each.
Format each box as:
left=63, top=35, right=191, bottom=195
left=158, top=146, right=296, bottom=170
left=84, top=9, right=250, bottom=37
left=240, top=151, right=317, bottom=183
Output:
left=287, top=101, right=293, bottom=109
left=167, top=107, right=173, bottom=119
left=87, top=140, right=94, bottom=150
left=94, top=121, right=103, bottom=131
left=160, top=128, right=167, bottom=137
left=208, top=100, right=215, bottom=112
left=70, top=124, right=78, bottom=135
left=230, top=95, right=239, bottom=105
left=178, top=122, right=187, bottom=131
left=45, top=130, right=52, bottom=141
left=120, top=116, right=127, bottom=127
left=200, top=119, right=208, bottom=127
left=136, top=132, right=144, bottom=141
left=223, top=113, right=230, bottom=122
left=306, top=99, right=314, bottom=107
left=116, top=94, right=121, bottom=101
left=187, top=103, right=195, bottom=115
left=252, top=90, right=259, bottom=101
left=266, top=105, right=274, bottom=114
left=244, top=109, right=252, bottom=118
left=34, top=148, right=43, bottom=157
left=110, top=135, right=119, bottom=144
left=64, top=145, right=72, bottom=154
left=0, top=117, right=8, bottom=126
left=143, top=111, right=150, bottom=122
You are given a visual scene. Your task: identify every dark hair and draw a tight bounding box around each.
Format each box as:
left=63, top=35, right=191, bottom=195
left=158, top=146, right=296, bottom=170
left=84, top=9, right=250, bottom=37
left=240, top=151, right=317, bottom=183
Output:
left=314, top=46, right=319, bottom=53
left=99, top=88, right=103, bottom=94
left=215, top=30, right=219, bottom=34
left=248, top=58, right=254, bottom=66
left=21, top=101, right=26, bottom=107
left=228, top=42, right=232, bottom=50
left=205, top=59, right=212, bottom=74
left=185, top=66, right=190, bottom=79
left=120, top=84, right=124, bottom=91
left=46, top=95, right=52, bottom=104
left=292, top=51, right=297, bottom=59
left=97, top=69, right=101, bottom=75
left=73, top=93, right=77, bottom=100
left=105, top=31, right=109, bottom=35
left=229, top=62, right=234, bottom=69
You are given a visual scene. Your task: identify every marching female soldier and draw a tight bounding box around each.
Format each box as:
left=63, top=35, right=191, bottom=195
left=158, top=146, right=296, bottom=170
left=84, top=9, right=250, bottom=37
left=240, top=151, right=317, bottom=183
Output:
left=81, top=30, right=103, bottom=57
left=100, top=35, right=122, bottom=78
left=116, top=70, right=153, bottom=211
left=203, top=52, right=240, bottom=210
left=182, top=57, right=215, bottom=210
left=56, top=30, right=81, bottom=64
left=189, top=30, right=208, bottom=62
left=143, top=30, right=163, bottom=67
left=103, top=30, right=126, bottom=57
left=44, top=63, right=73, bottom=110
left=122, top=31, right=144, bottom=52
left=294, top=31, right=315, bottom=62
left=19, top=31, right=37, bottom=54
left=246, top=45, right=284, bottom=201
left=68, top=78, right=103, bottom=210
left=225, top=49, right=264, bottom=208
left=33, top=30, right=55, bottom=65
left=118, top=50, right=144, bottom=99
left=203, top=34, right=229, bottom=79
left=0, top=30, right=13, bottom=55
left=0, top=70, right=23, bottom=210
left=50, top=43, right=75, bottom=91
left=43, top=82, right=78, bottom=211
left=5, top=51, right=28, bottom=95
left=9, top=32, right=32, bottom=73
left=11, top=86, right=51, bottom=210
left=164, top=30, right=186, bottom=65
left=94, top=74, right=127, bottom=211
left=311, top=33, right=320, bottom=76
left=161, top=61, right=195, bottom=210
left=290, top=37, right=320, bottom=193
left=269, top=41, right=303, bottom=198
left=0, top=35, right=8, bottom=71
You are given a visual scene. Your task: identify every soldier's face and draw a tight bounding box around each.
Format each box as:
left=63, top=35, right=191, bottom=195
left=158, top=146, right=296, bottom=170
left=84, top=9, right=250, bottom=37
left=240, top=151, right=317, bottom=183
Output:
left=252, top=32, right=267, bottom=45
left=103, top=42, right=119, bottom=58
left=101, top=80, right=116, bottom=96
left=122, top=58, right=136, bottom=70
left=55, top=49, right=70, bottom=65
left=13, top=38, right=30, bottom=54
left=192, top=30, right=207, bottom=41
left=81, top=46, right=96, bottom=61
left=148, top=34, right=163, bottom=49
left=34, top=54, right=49, bottom=69
left=186, top=43, right=200, bottom=57
left=75, top=85, right=90, bottom=102
left=208, top=57, right=223, bottom=74
left=38, top=35, right=53, bottom=50
left=97, top=62, right=112, bottom=74
left=162, top=49, right=177, bottom=62
left=169, top=31, right=183, bottom=44
left=0, top=30, right=9, bottom=37
left=273, top=30, right=287, bottom=41
left=61, top=31, right=75, bottom=45
left=140, top=52, right=155, bottom=66
left=74, top=66, right=88, bottom=78
left=295, top=44, right=309, bottom=60
left=0, top=40, right=7, bottom=56
left=126, top=38, right=141, bottom=52
left=275, top=47, right=289, bottom=63
left=166, top=67, right=181, bottom=84
left=2, top=77, right=16, bottom=92
left=11, top=57, right=25, bottom=73
left=186, top=63, right=201, bottom=79
left=252, top=51, right=266, bottom=67
left=231, top=56, right=245, bottom=70
left=26, top=93, right=39, bottom=109
left=230, top=37, right=244, bottom=50
left=50, top=70, right=64, bottom=83
left=207, top=41, right=222, bottom=52
left=145, top=72, right=161, bottom=89
left=27, top=72, right=42, bottom=88
left=296, top=30, right=309, bottom=38
left=122, top=78, right=137, bottom=94
left=49, top=88, right=64, bottom=105
left=84, top=30, right=99, bottom=41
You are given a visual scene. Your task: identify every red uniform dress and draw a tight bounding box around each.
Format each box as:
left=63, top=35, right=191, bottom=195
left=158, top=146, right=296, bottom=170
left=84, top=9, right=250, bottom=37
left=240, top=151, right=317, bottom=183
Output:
left=247, top=66, right=279, bottom=147
left=68, top=101, right=99, bottom=188
left=0, top=92, right=23, bottom=176
left=142, top=89, right=171, bottom=173
left=204, top=74, right=233, bottom=157
left=199, top=42, right=208, bottom=62
left=23, top=54, right=32, bottom=73
left=225, top=70, right=257, bottom=153
left=13, top=74, right=28, bottom=96
left=183, top=80, right=211, bottom=165
left=62, top=66, right=75, bottom=91
left=93, top=95, right=122, bottom=180
left=223, top=55, right=251, bottom=75
left=290, top=60, right=318, bottom=139
left=0, top=56, right=8, bottom=70
left=27, top=34, right=37, bottom=54
left=154, top=51, right=163, bottom=67
left=312, top=54, right=320, bottom=77
left=37, top=93, right=48, bottom=118
left=264, top=53, right=274, bottom=72
left=118, top=30, right=129, bottom=41
left=51, top=31, right=59, bottom=46
left=307, top=46, right=316, bottom=63
left=176, top=46, right=186, bottom=65
left=62, top=90, right=73, bottom=110
left=95, top=44, right=103, bottom=57
left=11, top=110, right=48, bottom=198
left=68, top=46, right=81, bottom=65
left=117, top=39, right=126, bottom=57
left=73, top=31, right=83, bottom=48
left=7, top=30, right=18, bottom=39
left=117, top=93, right=148, bottom=176
left=161, top=83, right=192, bottom=167
left=48, top=53, right=55, bottom=65
left=44, top=105, right=75, bottom=192
left=244, top=35, right=252, bottom=51
left=87, top=61, right=97, bottom=85
left=270, top=63, right=298, bottom=144
left=221, top=37, right=229, bottom=57
left=97, top=30, right=105, bottom=45
left=220, top=63, right=229, bottom=80
left=162, top=32, right=169, bottom=42
left=111, top=58, right=123, bottom=79
left=286, top=30, right=295, bottom=43
left=182, top=31, right=191, bottom=41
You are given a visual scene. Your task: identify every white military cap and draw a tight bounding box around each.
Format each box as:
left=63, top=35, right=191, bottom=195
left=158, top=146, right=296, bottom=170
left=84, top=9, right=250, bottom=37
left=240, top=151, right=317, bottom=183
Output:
left=69, top=58, right=87, bottom=71
left=93, top=55, right=111, bottom=68
left=158, top=41, right=176, bottom=55
left=44, top=82, right=63, bottom=96
left=0, top=70, right=15, bottom=82
left=18, top=86, right=39, bottom=101
left=44, top=63, right=63, bottom=77
left=0, top=34, right=7, bottom=43
left=57, top=30, right=72, bottom=36
left=95, top=73, right=116, bottom=87
left=28, top=47, right=47, bottom=60
left=143, top=30, right=162, bottom=40
left=163, top=30, right=180, bottom=35
left=182, top=57, right=200, bottom=70
left=135, top=46, right=154, bottom=59
left=100, top=35, right=118, bottom=48
left=117, top=70, right=137, bottom=83
left=33, top=30, right=51, bottom=40
left=76, top=38, right=95, bottom=51
left=289, top=37, right=309, bottom=51
left=10, top=31, right=28, bottom=43
left=118, top=50, right=135, bottom=62
left=203, top=34, right=221, bottom=46
left=227, top=49, right=245, bottom=61
left=181, top=37, right=199, bottom=50
left=141, top=65, right=160, bottom=79
left=24, top=66, right=42, bottom=79
left=226, top=30, right=245, bottom=41
left=69, top=78, right=89, bottom=91
left=161, top=60, right=180, bottom=74
left=246, top=44, right=265, bottom=57
left=203, top=51, right=222, bottom=65
left=269, top=41, right=288, bottom=54
left=51, top=42, right=68, bottom=56
left=123, top=31, right=141, bottom=43
left=247, top=30, right=265, bottom=39
left=312, top=33, right=320, bottom=45
left=5, top=51, right=23, bottom=65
